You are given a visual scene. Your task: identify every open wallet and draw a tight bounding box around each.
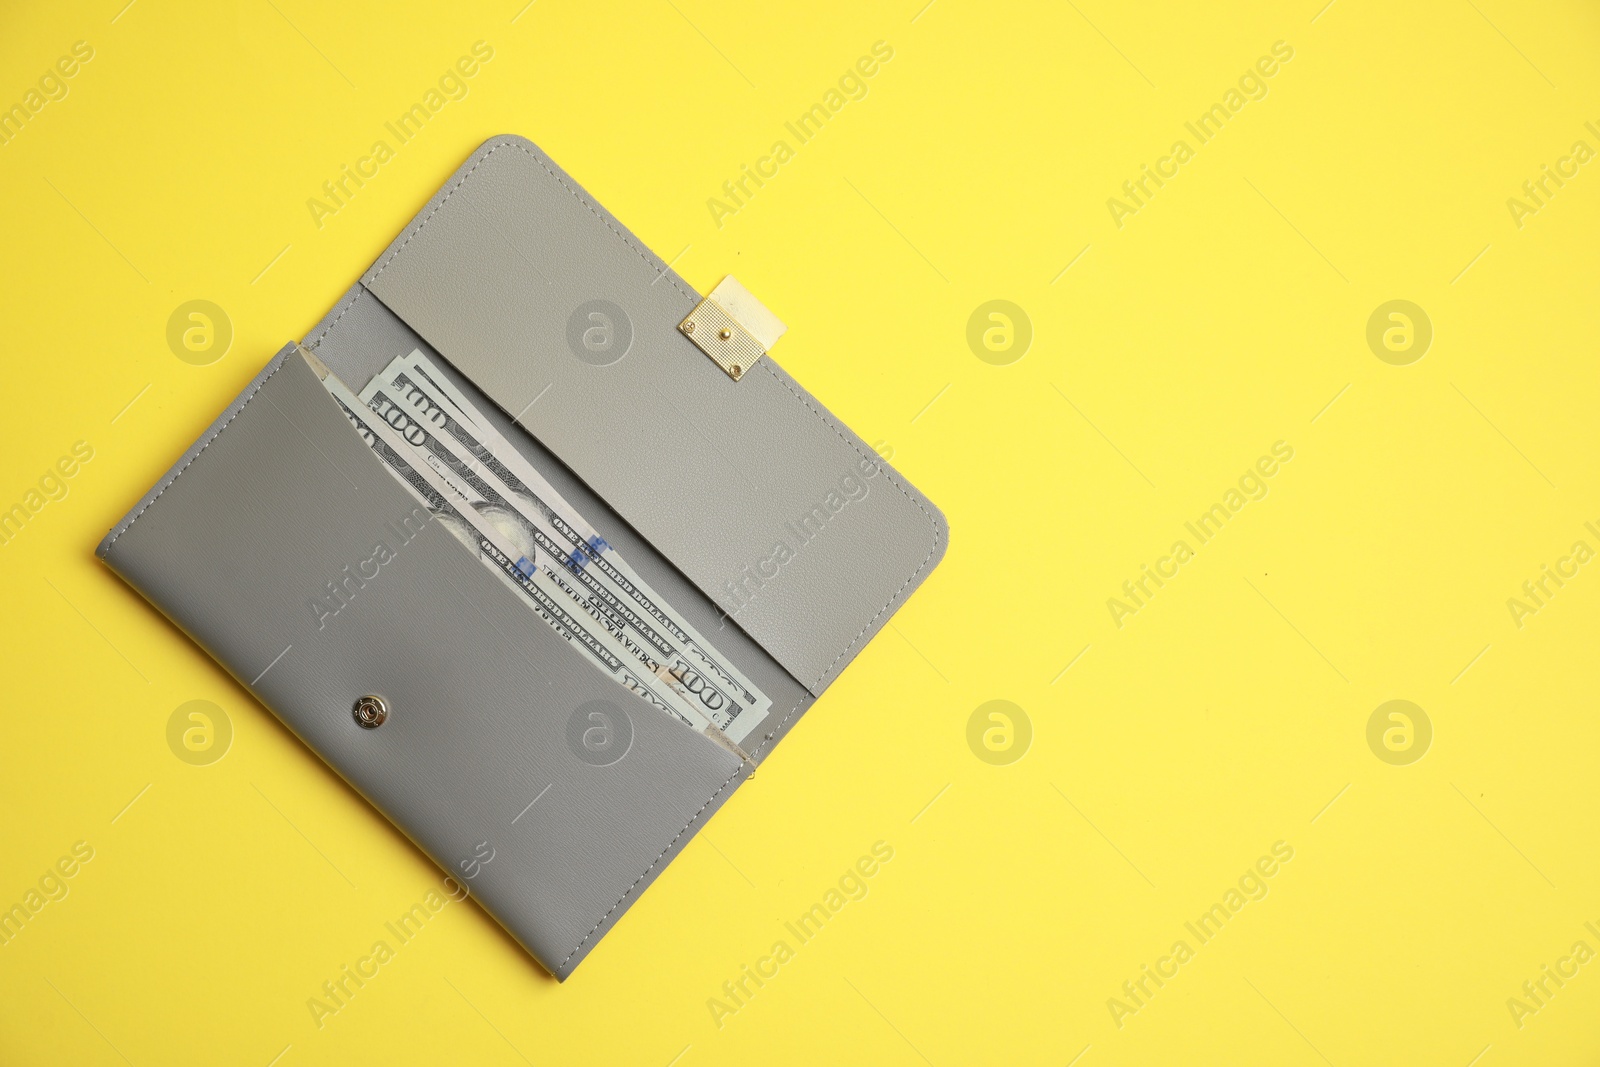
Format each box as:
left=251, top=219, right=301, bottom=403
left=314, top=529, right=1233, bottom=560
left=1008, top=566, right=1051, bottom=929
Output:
left=96, top=135, right=948, bottom=979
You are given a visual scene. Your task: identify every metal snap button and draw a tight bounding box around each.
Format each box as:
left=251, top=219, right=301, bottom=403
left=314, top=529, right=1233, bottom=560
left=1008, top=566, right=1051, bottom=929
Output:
left=353, top=695, right=388, bottom=728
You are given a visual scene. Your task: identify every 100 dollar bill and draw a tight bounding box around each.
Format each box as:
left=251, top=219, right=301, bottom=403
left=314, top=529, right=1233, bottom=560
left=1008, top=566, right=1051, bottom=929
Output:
left=362, top=349, right=774, bottom=744
left=305, top=350, right=734, bottom=740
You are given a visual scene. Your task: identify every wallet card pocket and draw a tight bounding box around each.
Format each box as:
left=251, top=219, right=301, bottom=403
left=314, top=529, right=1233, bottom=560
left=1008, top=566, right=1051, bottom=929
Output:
left=98, top=344, right=745, bottom=978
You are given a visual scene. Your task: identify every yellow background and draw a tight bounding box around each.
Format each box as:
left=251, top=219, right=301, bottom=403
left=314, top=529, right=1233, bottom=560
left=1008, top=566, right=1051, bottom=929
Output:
left=3, top=0, right=1599, bottom=1063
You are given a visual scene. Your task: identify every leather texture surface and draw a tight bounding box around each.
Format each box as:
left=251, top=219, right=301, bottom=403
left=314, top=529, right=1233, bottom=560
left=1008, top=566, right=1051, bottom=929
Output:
left=354, top=135, right=949, bottom=696
left=303, top=283, right=817, bottom=764
left=97, top=346, right=746, bottom=979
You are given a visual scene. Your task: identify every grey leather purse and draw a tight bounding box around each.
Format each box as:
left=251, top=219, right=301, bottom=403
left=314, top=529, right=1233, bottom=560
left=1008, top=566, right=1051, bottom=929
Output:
left=97, top=135, right=947, bottom=979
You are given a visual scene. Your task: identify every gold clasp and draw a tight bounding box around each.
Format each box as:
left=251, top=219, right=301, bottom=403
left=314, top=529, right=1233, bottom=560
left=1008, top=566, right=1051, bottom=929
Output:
left=678, top=276, right=787, bottom=381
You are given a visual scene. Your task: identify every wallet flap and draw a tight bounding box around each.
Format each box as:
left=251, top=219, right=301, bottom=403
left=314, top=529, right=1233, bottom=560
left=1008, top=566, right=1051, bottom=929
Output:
left=98, top=345, right=745, bottom=979
left=351, top=135, right=947, bottom=695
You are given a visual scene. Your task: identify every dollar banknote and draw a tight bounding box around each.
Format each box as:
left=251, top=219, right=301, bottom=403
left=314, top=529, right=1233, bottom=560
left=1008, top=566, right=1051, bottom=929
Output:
left=309, top=356, right=730, bottom=739
left=360, top=349, right=774, bottom=744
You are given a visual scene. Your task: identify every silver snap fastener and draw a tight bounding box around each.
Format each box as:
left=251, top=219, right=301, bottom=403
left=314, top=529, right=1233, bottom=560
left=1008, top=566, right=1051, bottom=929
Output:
left=353, top=695, right=388, bottom=728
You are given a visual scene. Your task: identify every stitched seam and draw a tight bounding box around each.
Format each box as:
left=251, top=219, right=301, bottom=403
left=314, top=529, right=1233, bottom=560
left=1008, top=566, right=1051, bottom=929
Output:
left=305, top=283, right=366, bottom=350
left=364, top=138, right=700, bottom=304
left=756, top=361, right=943, bottom=690
left=742, top=369, right=943, bottom=764
left=103, top=357, right=290, bottom=550
left=555, top=762, right=745, bottom=971
left=342, top=136, right=943, bottom=963
left=749, top=689, right=809, bottom=779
